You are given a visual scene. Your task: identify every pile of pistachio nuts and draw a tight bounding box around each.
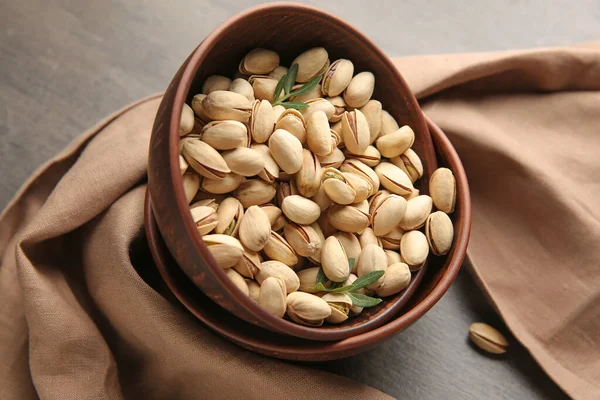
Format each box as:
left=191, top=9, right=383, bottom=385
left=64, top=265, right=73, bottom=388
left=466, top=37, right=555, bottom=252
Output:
left=177, top=47, right=457, bottom=327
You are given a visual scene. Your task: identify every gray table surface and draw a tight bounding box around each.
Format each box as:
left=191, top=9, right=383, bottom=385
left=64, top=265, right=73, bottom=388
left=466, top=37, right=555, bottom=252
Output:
left=3, top=0, right=597, bottom=398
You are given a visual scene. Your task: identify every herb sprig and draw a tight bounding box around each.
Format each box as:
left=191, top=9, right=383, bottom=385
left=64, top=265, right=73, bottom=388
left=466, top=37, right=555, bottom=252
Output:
left=271, top=63, right=322, bottom=110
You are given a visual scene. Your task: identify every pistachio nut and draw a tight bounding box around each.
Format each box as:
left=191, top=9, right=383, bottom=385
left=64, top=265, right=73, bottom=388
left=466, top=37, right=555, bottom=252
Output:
left=179, top=103, right=195, bottom=137
left=182, top=140, right=230, bottom=180
left=380, top=109, right=400, bottom=136
left=200, top=120, right=249, bottom=150
left=376, top=125, right=415, bottom=158
left=291, top=47, right=330, bottom=83
left=272, top=104, right=286, bottom=121
left=344, top=145, right=381, bottom=168
left=233, top=248, right=261, bottom=279
left=190, top=205, right=218, bottom=236
left=202, top=90, right=252, bottom=122
left=249, top=99, right=275, bottom=143
left=384, top=249, right=402, bottom=266
left=250, top=143, right=280, bottom=183
left=322, top=293, right=352, bottom=324
left=203, top=234, right=244, bottom=268
left=268, top=128, right=303, bottom=174
left=229, top=78, right=255, bottom=102
left=326, top=96, right=347, bottom=123
left=317, top=213, right=338, bottom=238
left=425, top=211, right=454, bottom=256
left=399, top=195, right=433, bottom=230
left=307, top=111, right=335, bottom=156
left=239, top=48, right=280, bottom=75
left=247, top=279, right=261, bottom=302
left=249, top=75, right=281, bottom=102
left=281, top=195, right=321, bottom=225
left=283, top=222, right=323, bottom=259
left=256, top=260, right=300, bottom=293
left=359, top=100, right=382, bottom=144
left=201, top=173, right=244, bottom=194
left=275, top=109, right=307, bottom=144
left=391, top=148, right=423, bottom=183
left=368, top=189, right=391, bottom=213
left=311, top=185, right=333, bottom=212
left=286, top=292, right=332, bottom=327
left=375, top=162, right=414, bottom=195
left=190, top=198, right=218, bottom=211
left=225, top=268, right=249, bottom=296
left=238, top=206, right=271, bottom=251
left=262, top=231, right=299, bottom=267
left=344, top=71, right=375, bottom=108
left=371, top=194, right=408, bottom=236
left=380, top=226, right=405, bottom=250
left=376, top=262, right=411, bottom=297
left=356, top=244, right=387, bottom=290
left=302, top=98, right=336, bottom=122
left=322, top=59, right=354, bottom=96
left=179, top=154, right=188, bottom=175
left=327, top=204, right=370, bottom=233
left=332, top=232, right=361, bottom=269
left=215, top=197, right=244, bottom=236
left=318, top=148, right=345, bottom=169
left=290, top=83, right=323, bottom=103
left=221, top=147, right=265, bottom=177
left=276, top=180, right=299, bottom=206
left=341, top=159, right=380, bottom=196
left=258, top=276, right=286, bottom=318
left=233, top=179, right=276, bottom=208
left=182, top=172, right=199, bottom=203
left=469, top=322, right=509, bottom=354
left=322, top=167, right=356, bottom=205
left=202, top=75, right=232, bottom=94
left=429, top=167, right=457, bottom=214
left=259, top=204, right=282, bottom=227
left=358, top=227, right=381, bottom=248
left=321, top=236, right=350, bottom=282
left=343, top=172, right=372, bottom=203
left=296, top=149, right=322, bottom=197
left=269, top=66, right=288, bottom=80
left=297, top=267, right=320, bottom=293
left=272, top=215, right=287, bottom=232
left=310, top=221, right=326, bottom=246
left=341, top=109, right=370, bottom=155
left=191, top=94, right=209, bottom=122
left=400, top=230, right=429, bottom=267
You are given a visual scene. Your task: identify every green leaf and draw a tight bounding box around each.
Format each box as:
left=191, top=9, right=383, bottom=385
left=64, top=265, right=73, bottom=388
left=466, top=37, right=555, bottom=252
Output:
left=349, top=270, right=385, bottom=292
left=272, top=73, right=287, bottom=103
left=315, top=267, right=328, bottom=285
left=285, top=63, right=298, bottom=94
left=347, top=292, right=383, bottom=308
left=280, top=102, right=309, bottom=110
left=311, top=283, right=330, bottom=292
left=286, top=74, right=321, bottom=98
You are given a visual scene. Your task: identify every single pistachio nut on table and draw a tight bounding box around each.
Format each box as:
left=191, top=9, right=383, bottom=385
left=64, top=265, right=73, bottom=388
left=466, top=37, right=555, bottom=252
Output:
left=469, top=322, right=509, bottom=354
left=175, top=46, right=459, bottom=327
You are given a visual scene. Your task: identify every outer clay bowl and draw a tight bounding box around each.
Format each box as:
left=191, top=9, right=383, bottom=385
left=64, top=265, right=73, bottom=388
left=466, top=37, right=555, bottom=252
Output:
left=148, top=3, right=439, bottom=341
left=145, top=116, right=471, bottom=361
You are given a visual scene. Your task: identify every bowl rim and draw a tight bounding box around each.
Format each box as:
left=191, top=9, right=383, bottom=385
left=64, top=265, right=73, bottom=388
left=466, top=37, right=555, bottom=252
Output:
left=164, top=2, right=440, bottom=340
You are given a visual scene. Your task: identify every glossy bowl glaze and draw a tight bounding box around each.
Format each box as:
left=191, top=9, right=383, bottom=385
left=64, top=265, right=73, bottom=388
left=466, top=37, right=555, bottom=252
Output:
left=148, top=3, right=440, bottom=341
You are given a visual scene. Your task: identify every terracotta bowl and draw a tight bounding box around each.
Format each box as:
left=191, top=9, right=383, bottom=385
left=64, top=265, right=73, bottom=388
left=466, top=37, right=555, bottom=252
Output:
left=148, top=3, right=441, bottom=341
left=145, top=116, right=470, bottom=361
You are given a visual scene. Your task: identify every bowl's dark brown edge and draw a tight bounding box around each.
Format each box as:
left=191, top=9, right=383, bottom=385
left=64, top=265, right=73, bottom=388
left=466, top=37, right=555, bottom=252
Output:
left=149, top=2, right=437, bottom=341
left=144, top=116, right=471, bottom=361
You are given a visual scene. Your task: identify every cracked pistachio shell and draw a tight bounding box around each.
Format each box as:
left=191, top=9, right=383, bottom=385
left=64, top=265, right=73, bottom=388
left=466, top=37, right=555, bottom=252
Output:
left=342, top=275, right=365, bottom=314
left=322, top=168, right=356, bottom=205
left=327, top=204, right=370, bottom=233
left=283, top=223, right=323, bottom=259
left=311, top=185, right=333, bottom=212
left=233, top=248, right=261, bottom=279
left=469, top=323, right=509, bottom=354
left=276, top=180, right=299, bottom=207
left=322, top=293, right=352, bottom=324
left=225, top=268, right=249, bottom=296
left=249, top=99, right=275, bottom=143
left=239, top=48, right=280, bottom=75
left=202, top=91, right=252, bottom=122
left=281, top=195, right=321, bottom=225
left=292, top=47, right=330, bottom=83
left=343, top=71, right=375, bottom=108
left=341, top=109, right=370, bottom=155
left=191, top=94, right=209, bottom=122
left=376, top=125, right=415, bottom=158
left=272, top=215, right=287, bottom=232
left=359, top=227, right=381, bottom=248
left=376, top=262, right=411, bottom=297
left=201, top=173, right=244, bottom=194
left=229, top=78, right=255, bottom=102
left=368, top=189, right=391, bottom=214
left=404, top=188, right=420, bottom=200
left=296, top=149, right=322, bottom=197
left=182, top=172, right=199, bottom=203
left=233, top=179, right=276, bottom=208
left=309, top=222, right=325, bottom=265
left=290, top=83, right=322, bottom=103
left=359, top=100, right=382, bottom=144
left=380, top=226, right=405, bottom=250
left=353, top=199, right=369, bottom=215
left=256, top=260, right=300, bottom=293
left=222, top=147, right=265, bottom=177
left=179, top=103, right=195, bottom=137
left=190, top=205, right=218, bottom=236
left=203, top=234, right=244, bottom=268
left=258, top=276, right=287, bottom=318
left=268, top=66, right=288, bottom=80
left=249, top=75, right=281, bottom=102
left=262, top=231, right=299, bottom=267
left=400, top=195, right=433, bottom=230
left=326, top=96, right=347, bottom=123
left=391, top=148, right=423, bottom=183
left=371, top=194, right=408, bottom=236
left=238, top=206, right=271, bottom=251
left=385, top=250, right=402, bottom=266
left=259, top=204, right=282, bottom=227
left=268, top=129, right=303, bottom=174
left=345, top=145, right=381, bottom=168
left=375, top=162, right=414, bottom=195
left=297, top=267, right=320, bottom=293
left=215, top=197, right=244, bottom=236
left=247, top=279, right=261, bottom=302
left=192, top=191, right=228, bottom=204
left=307, top=111, right=335, bottom=157
left=343, top=172, right=372, bottom=203
left=200, top=120, right=249, bottom=150
left=286, top=292, right=332, bottom=327
left=322, top=59, right=354, bottom=97
left=318, top=148, right=345, bottom=169
left=356, top=244, right=387, bottom=290
left=275, top=109, right=307, bottom=144
left=429, top=168, right=457, bottom=214
left=250, top=143, right=280, bottom=183
left=426, top=211, right=454, bottom=256
left=190, top=198, right=218, bottom=211
left=333, top=232, right=361, bottom=271
left=341, top=159, right=380, bottom=196
left=179, top=155, right=188, bottom=175
left=182, top=140, right=231, bottom=180
left=202, top=75, right=232, bottom=94
left=302, top=98, right=336, bottom=122
left=400, top=230, right=429, bottom=266
left=380, top=109, right=400, bottom=136
left=321, top=236, right=350, bottom=282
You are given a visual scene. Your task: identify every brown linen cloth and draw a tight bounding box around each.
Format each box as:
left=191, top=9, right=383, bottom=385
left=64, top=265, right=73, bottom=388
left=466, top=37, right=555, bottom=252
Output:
left=1, top=43, right=599, bottom=399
